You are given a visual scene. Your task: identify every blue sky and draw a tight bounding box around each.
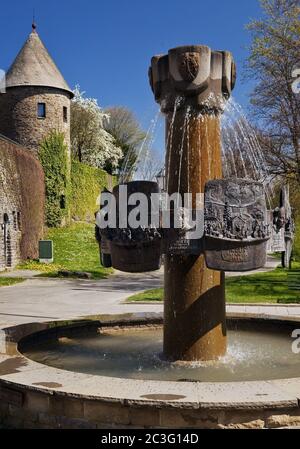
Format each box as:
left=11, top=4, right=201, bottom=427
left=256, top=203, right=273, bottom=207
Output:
left=1, top=0, right=263, bottom=151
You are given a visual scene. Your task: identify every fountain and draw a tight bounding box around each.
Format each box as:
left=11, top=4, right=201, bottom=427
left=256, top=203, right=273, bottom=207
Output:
left=95, top=45, right=270, bottom=363
left=2, top=45, right=299, bottom=430
left=150, top=47, right=225, bottom=361
left=97, top=46, right=268, bottom=363
left=149, top=46, right=270, bottom=362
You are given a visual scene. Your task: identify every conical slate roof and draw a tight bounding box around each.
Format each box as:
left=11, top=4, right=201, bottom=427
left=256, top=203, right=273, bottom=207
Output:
left=6, top=28, right=73, bottom=96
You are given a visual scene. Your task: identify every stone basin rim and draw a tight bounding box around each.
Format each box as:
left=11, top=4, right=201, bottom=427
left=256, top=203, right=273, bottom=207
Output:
left=1, top=311, right=300, bottom=411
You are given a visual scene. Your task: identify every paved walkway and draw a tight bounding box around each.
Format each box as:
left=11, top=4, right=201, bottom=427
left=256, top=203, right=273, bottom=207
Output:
left=0, top=257, right=298, bottom=329
left=0, top=270, right=43, bottom=279
left=0, top=271, right=164, bottom=327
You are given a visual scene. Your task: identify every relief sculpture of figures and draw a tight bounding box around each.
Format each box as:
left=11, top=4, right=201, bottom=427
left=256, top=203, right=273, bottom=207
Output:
left=204, top=179, right=270, bottom=272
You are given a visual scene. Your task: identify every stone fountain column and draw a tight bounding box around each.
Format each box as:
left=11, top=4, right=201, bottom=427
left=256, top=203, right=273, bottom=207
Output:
left=149, top=46, right=236, bottom=361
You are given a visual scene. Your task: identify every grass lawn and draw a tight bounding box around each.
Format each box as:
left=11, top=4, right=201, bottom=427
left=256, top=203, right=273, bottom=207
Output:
left=127, top=264, right=300, bottom=304
left=19, top=223, right=112, bottom=279
left=0, top=277, right=24, bottom=288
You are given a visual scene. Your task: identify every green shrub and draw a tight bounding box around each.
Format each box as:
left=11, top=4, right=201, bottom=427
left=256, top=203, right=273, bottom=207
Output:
left=39, top=131, right=70, bottom=227
left=70, top=160, right=116, bottom=222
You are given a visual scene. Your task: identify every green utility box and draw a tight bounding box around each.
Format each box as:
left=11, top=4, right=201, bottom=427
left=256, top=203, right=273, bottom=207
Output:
left=39, top=240, right=53, bottom=264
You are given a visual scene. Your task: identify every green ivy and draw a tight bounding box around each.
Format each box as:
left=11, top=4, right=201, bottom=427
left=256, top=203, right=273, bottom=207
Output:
left=70, top=160, right=116, bottom=222
left=39, top=131, right=70, bottom=227
left=39, top=132, right=117, bottom=227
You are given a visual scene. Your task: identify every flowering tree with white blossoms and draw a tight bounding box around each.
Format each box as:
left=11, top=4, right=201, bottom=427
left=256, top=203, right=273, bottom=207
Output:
left=71, top=86, right=123, bottom=172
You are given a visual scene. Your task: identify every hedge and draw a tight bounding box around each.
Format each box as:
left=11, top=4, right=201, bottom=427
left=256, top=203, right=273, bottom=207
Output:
left=70, top=160, right=116, bottom=222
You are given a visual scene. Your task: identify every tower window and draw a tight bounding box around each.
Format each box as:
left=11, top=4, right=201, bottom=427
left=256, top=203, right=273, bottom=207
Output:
left=63, top=106, right=68, bottom=123
left=37, top=102, right=46, bottom=118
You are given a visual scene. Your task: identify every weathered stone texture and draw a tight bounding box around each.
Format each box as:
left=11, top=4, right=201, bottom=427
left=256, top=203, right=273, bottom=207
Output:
left=0, top=378, right=300, bottom=429
left=1, top=390, right=300, bottom=429
left=0, top=86, right=71, bottom=156
left=266, top=414, right=300, bottom=428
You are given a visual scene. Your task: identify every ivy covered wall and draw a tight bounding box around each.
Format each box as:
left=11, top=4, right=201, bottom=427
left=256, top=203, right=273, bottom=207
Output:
left=39, top=131, right=70, bottom=228
left=70, top=160, right=116, bottom=222
left=38, top=130, right=117, bottom=226
left=0, top=135, right=45, bottom=269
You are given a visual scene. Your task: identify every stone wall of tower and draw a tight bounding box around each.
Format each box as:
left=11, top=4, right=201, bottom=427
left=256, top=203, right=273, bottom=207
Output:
left=0, top=135, right=45, bottom=271
left=0, top=86, right=71, bottom=157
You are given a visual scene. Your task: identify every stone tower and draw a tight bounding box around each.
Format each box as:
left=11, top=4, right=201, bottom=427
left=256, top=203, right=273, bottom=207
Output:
left=0, top=24, right=73, bottom=155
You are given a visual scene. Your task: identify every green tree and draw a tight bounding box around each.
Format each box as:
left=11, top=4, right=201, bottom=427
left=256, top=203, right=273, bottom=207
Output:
left=39, top=131, right=70, bottom=227
left=103, top=106, right=147, bottom=179
left=246, top=0, right=300, bottom=184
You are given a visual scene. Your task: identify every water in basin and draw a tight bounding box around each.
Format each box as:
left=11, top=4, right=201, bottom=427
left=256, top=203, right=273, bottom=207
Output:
left=22, top=324, right=300, bottom=382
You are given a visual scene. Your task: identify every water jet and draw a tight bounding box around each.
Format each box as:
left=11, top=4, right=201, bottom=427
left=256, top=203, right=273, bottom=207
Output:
left=2, top=45, right=298, bottom=430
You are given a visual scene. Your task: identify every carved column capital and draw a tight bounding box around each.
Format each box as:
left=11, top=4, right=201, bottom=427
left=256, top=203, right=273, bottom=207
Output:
left=149, top=45, right=236, bottom=114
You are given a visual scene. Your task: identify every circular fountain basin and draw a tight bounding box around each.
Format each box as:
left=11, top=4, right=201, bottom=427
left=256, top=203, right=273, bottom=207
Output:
left=1, top=313, right=300, bottom=429
left=21, top=322, right=300, bottom=383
